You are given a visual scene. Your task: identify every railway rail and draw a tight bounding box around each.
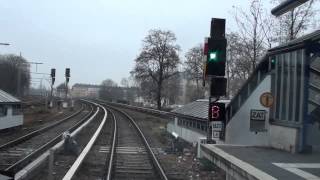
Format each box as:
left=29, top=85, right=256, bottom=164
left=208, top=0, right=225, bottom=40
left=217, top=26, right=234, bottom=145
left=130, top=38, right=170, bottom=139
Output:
left=62, top=102, right=168, bottom=180
left=0, top=101, right=96, bottom=176
left=106, top=106, right=167, bottom=180
left=96, top=99, right=207, bottom=122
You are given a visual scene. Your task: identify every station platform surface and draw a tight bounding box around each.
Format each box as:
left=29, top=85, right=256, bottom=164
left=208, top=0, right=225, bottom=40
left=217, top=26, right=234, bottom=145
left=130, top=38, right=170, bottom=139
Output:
left=201, top=144, right=320, bottom=180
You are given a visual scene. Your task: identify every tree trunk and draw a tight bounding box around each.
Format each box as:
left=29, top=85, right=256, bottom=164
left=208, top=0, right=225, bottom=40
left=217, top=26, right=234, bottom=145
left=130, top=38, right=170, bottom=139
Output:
left=196, top=79, right=200, bottom=98
left=253, top=15, right=257, bottom=72
left=156, top=81, right=162, bottom=110
left=157, top=65, right=163, bottom=110
left=289, top=10, right=295, bottom=40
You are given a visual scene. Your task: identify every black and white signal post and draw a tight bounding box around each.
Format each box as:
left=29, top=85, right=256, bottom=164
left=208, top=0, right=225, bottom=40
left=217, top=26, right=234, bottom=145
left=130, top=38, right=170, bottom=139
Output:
left=50, top=68, right=56, bottom=108
left=65, top=68, right=70, bottom=99
left=203, top=18, right=227, bottom=143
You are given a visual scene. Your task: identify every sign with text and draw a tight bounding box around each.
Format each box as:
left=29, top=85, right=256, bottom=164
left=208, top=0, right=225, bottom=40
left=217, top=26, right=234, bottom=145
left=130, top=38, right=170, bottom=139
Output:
left=250, top=109, right=267, bottom=132
left=208, top=102, right=225, bottom=122
left=211, top=121, right=223, bottom=131
left=212, top=131, right=220, bottom=138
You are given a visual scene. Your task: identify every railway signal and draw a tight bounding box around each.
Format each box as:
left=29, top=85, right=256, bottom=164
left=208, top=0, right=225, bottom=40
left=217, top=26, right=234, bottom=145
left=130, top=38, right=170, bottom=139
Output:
left=50, top=68, right=56, bottom=108
left=205, top=18, right=227, bottom=77
left=204, top=18, right=228, bottom=141
left=51, top=68, right=56, bottom=85
left=206, top=38, right=227, bottom=76
left=209, top=102, right=225, bottom=122
left=65, top=68, right=70, bottom=83
left=210, top=77, right=227, bottom=96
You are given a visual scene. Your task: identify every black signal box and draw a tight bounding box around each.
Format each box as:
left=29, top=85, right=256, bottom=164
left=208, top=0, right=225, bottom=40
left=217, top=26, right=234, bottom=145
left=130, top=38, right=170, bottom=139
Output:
left=206, top=38, right=226, bottom=76
left=210, top=77, right=227, bottom=97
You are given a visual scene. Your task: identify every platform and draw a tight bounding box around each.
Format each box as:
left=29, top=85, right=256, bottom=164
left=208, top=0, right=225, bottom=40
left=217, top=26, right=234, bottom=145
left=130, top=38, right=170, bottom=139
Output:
left=201, top=144, right=320, bottom=180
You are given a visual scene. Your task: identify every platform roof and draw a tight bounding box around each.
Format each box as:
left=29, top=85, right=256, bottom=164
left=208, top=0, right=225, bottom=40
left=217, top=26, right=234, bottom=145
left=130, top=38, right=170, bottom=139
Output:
left=0, top=89, right=20, bottom=104
left=268, top=30, right=320, bottom=55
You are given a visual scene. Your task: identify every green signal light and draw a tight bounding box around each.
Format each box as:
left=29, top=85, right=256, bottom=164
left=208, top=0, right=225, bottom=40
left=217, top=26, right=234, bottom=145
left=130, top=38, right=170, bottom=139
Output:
left=209, top=51, right=218, bottom=62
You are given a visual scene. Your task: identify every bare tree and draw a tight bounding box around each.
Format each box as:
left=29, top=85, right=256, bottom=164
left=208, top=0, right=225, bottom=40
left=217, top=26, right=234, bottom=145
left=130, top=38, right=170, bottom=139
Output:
left=162, top=73, right=182, bottom=106
left=272, top=0, right=317, bottom=42
left=102, top=79, right=117, bottom=87
left=226, top=32, right=253, bottom=97
left=132, top=29, right=181, bottom=110
left=232, top=0, right=267, bottom=71
left=120, top=78, right=129, bottom=87
left=99, top=79, right=123, bottom=101
left=0, top=54, right=30, bottom=96
left=184, top=44, right=205, bottom=99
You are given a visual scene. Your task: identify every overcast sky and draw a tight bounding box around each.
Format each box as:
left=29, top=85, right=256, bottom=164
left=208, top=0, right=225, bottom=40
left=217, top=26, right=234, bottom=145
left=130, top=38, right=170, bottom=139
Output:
left=0, top=0, right=274, bottom=88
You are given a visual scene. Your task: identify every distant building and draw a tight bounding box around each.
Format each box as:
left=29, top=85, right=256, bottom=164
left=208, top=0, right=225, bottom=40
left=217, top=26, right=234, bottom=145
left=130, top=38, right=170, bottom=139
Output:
left=0, top=89, right=23, bottom=130
left=71, top=84, right=101, bottom=98
left=56, top=83, right=68, bottom=98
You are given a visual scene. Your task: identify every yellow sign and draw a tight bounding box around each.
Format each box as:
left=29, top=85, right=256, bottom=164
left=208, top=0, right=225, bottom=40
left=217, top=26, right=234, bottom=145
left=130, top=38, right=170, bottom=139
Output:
left=260, top=92, right=274, bottom=108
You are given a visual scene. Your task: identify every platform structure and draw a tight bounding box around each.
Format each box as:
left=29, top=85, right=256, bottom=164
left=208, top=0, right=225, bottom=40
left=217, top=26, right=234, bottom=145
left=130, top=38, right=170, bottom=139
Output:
left=167, top=99, right=230, bottom=145
left=198, top=30, right=320, bottom=180
left=201, top=144, right=320, bottom=180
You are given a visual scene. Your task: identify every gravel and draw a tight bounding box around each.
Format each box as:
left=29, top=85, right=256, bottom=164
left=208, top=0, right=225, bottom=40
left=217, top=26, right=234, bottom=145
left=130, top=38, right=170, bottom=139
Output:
left=118, top=108, right=225, bottom=180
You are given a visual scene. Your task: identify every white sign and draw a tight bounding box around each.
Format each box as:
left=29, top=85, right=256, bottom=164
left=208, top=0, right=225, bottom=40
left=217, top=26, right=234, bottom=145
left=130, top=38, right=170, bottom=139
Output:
left=212, top=131, right=220, bottom=138
left=211, top=121, right=223, bottom=131
left=250, top=110, right=266, bottom=121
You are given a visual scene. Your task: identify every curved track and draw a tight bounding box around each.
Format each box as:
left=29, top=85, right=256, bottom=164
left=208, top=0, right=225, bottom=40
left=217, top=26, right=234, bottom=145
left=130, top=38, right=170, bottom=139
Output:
left=0, top=101, right=95, bottom=174
left=100, top=103, right=167, bottom=180
left=61, top=102, right=168, bottom=180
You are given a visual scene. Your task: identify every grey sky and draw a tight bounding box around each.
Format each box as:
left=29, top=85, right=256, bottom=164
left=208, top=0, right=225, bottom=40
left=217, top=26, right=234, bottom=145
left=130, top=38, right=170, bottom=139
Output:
left=0, top=0, right=273, bottom=88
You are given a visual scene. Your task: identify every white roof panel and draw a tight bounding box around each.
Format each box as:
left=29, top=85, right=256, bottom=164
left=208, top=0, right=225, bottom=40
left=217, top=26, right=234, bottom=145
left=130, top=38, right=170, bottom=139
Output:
left=0, top=89, right=20, bottom=103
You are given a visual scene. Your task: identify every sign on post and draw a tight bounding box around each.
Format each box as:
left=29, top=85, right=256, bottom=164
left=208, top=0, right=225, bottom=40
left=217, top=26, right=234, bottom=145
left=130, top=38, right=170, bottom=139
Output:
left=250, top=109, right=267, bottom=132
left=211, top=121, right=223, bottom=131
left=260, top=92, right=274, bottom=108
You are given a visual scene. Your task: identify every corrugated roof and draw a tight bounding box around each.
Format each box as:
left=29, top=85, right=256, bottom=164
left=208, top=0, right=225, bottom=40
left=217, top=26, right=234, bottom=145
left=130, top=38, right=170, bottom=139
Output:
left=0, top=89, right=20, bottom=103
left=171, top=99, right=230, bottom=119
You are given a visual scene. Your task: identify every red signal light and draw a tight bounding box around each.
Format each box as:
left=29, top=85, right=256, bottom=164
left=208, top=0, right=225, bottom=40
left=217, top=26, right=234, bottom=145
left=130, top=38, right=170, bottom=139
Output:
left=211, top=105, right=220, bottom=119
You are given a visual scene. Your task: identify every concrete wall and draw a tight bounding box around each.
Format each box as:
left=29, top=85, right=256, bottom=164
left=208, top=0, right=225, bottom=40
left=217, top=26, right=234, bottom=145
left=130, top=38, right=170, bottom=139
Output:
left=226, top=76, right=271, bottom=146
left=167, top=119, right=206, bottom=144
left=268, top=124, right=298, bottom=153
left=0, top=106, right=23, bottom=130
left=307, top=122, right=320, bottom=151
left=226, top=75, right=302, bottom=152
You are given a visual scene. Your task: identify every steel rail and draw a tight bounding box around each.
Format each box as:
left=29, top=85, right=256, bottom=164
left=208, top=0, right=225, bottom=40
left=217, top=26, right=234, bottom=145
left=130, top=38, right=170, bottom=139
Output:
left=4, top=102, right=95, bottom=173
left=0, top=103, right=85, bottom=150
left=105, top=108, right=117, bottom=180
left=104, top=104, right=168, bottom=180
left=96, top=99, right=207, bottom=122
left=62, top=101, right=108, bottom=180
left=14, top=100, right=101, bottom=179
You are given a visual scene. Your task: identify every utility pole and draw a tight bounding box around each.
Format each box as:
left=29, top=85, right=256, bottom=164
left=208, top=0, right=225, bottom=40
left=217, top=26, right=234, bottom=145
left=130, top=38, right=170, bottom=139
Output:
left=65, top=68, right=70, bottom=108
left=50, top=68, right=56, bottom=108
left=15, top=53, right=43, bottom=97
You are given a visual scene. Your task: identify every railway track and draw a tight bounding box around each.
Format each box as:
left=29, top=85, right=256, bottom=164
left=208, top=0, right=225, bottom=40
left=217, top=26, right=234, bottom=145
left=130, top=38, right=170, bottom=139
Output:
left=0, top=101, right=95, bottom=175
left=62, top=102, right=167, bottom=180
left=0, top=102, right=82, bottom=145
